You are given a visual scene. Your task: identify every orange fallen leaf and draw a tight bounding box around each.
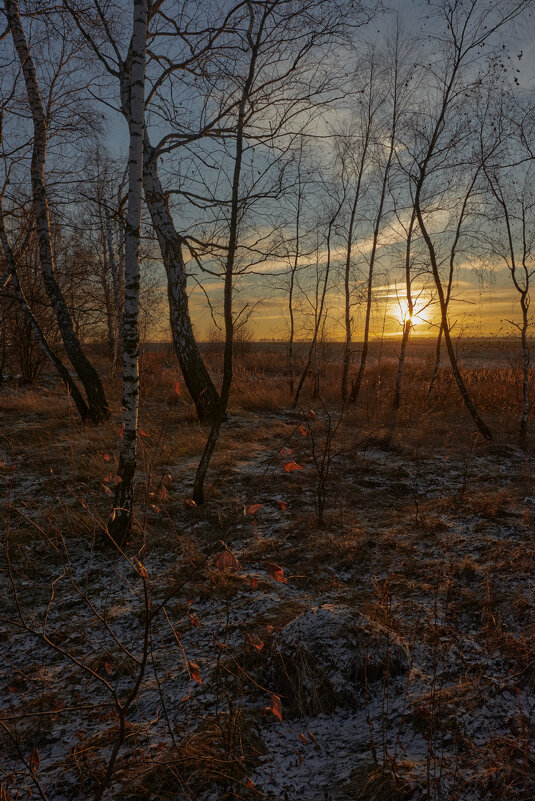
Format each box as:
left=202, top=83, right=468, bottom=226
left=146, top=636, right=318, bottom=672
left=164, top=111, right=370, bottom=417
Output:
left=103, top=453, right=112, bottom=462
left=139, top=427, right=150, bottom=437
left=184, top=499, right=197, bottom=508
left=214, top=550, right=240, bottom=571
left=283, top=461, right=303, bottom=473
left=246, top=503, right=263, bottom=515
left=189, top=614, right=200, bottom=627
left=113, top=475, right=122, bottom=485
left=246, top=633, right=264, bottom=651
left=298, top=424, right=309, bottom=436
left=267, top=563, right=287, bottom=584
left=104, top=662, right=113, bottom=675
left=251, top=576, right=258, bottom=590
left=245, top=777, right=255, bottom=789
left=173, top=380, right=181, bottom=396
left=265, top=693, right=282, bottom=722
left=135, top=559, right=149, bottom=580
left=307, top=730, right=318, bottom=746
left=189, top=662, right=202, bottom=685
left=277, top=500, right=287, bottom=510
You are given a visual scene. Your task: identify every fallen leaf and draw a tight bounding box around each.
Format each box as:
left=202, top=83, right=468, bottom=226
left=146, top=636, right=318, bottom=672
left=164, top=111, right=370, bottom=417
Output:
left=298, top=732, right=308, bottom=745
left=265, top=693, right=283, bottom=722
left=279, top=446, right=293, bottom=456
left=246, top=633, right=264, bottom=651
left=214, top=550, right=240, bottom=571
left=184, top=499, right=197, bottom=508
left=135, top=559, right=149, bottom=580
left=245, top=777, right=255, bottom=789
left=298, top=424, right=309, bottom=436
left=277, top=500, right=287, bottom=510
left=246, top=503, right=263, bottom=515
left=267, top=563, right=287, bottom=584
left=189, top=662, right=202, bottom=684
left=251, top=576, right=258, bottom=590
left=103, top=453, right=112, bottom=462
left=139, top=427, right=150, bottom=437
left=104, top=662, right=113, bottom=675
left=173, top=380, right=181, bottom=396
left=189, top=614, right=200, bottom=627
left=283, top=461, right=303, bottom=473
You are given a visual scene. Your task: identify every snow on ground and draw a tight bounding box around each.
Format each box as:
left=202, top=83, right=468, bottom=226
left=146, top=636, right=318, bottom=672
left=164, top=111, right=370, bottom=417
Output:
left=1, top=406, right=535, bottom=800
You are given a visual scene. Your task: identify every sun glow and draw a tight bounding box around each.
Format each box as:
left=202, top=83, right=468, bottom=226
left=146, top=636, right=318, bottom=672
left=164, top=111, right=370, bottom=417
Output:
left=393, top=293, right=433, bottom=331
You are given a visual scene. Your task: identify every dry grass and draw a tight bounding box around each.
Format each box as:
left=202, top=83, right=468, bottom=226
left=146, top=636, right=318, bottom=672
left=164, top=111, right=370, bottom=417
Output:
left=1, top=337, right=535, bottom=801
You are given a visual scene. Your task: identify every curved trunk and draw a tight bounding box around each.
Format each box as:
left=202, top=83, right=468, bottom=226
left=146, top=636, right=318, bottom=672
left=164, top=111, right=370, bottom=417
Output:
left=414, top=197, right=492, bottom=441
left=393, top=209, right=416, bottom=412
left=143, top=141, right=220, bottom=423
left=5, top=0, right=109, bottom=424
left=0, top=209, right=90, bottom=421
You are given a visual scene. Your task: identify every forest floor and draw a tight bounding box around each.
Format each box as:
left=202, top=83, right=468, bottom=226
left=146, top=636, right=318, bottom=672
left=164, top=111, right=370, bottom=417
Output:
left=1, top=341, right=535, bottom=801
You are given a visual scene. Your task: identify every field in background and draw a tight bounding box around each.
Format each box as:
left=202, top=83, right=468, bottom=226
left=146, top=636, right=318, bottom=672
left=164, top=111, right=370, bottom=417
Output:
left=1, top=337, right=534, bottom=801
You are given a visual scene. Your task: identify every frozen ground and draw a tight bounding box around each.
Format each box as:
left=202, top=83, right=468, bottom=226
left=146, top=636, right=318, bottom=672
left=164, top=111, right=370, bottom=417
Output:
left=1, top=400, right=535, bottom=800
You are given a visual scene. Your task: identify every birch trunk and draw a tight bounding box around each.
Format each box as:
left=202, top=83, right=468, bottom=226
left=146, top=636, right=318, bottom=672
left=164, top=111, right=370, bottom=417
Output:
left=392, top=209, right=416, bottom=412
left=292, top=211, right=339, bottom=409
left=5, top=0, right=110, bottom=424
left=105, top=211, right=124, bottom=375
left=519, top=296, right=530, bottom=445
left=142, top=140, right=220, bottom=422
left=193, top=2, right=264, bottom=503
left=415, top=195, right=492, bottom=441
left=108, top=0, right=147, bottom=542
left=349, top=58, right=399, bottom=404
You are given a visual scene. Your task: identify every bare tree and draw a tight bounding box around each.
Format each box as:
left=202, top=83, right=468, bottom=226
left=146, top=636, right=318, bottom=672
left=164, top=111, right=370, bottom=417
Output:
left=3, top=0, right=110, bottom=422
left=349, top=31, right=408, bottom=404
left=108, top=0, right=148, bottom=542
left=405, top=0, right=532, bottom=441
left=484, top=163, right=534, bottom=444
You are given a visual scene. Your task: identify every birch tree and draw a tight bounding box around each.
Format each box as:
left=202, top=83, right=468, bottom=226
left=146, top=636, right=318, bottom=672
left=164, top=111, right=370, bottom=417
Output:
left=108, top=0, right=148, bottom=543
left=3, top=0, right=110, bottom=423
left=406, top=0, right=532, bottom=441
left=484, top=164, right=534, bottom=444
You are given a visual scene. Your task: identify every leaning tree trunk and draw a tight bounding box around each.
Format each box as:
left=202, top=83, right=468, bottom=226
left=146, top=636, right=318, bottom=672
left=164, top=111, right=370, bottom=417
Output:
left=519, top=295, right=530, bottom=445
left=0, top=206, right=90, bottom=421
left=143, top=140, right=220, bottom=423
left=5, top=0, right=109, bottom=423
left=108, top=0, right=148, bottom=543
left=392, top=209, right=416, bottom=412
left=292, top=209, right=339, bottom=409
left=414, top=196, right=492, bottom=441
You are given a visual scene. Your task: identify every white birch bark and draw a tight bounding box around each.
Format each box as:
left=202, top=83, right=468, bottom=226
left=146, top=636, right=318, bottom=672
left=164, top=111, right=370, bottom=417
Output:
left=105, top=210, right=124, bottom=373
left=109, top=0, right=148, bottom=541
